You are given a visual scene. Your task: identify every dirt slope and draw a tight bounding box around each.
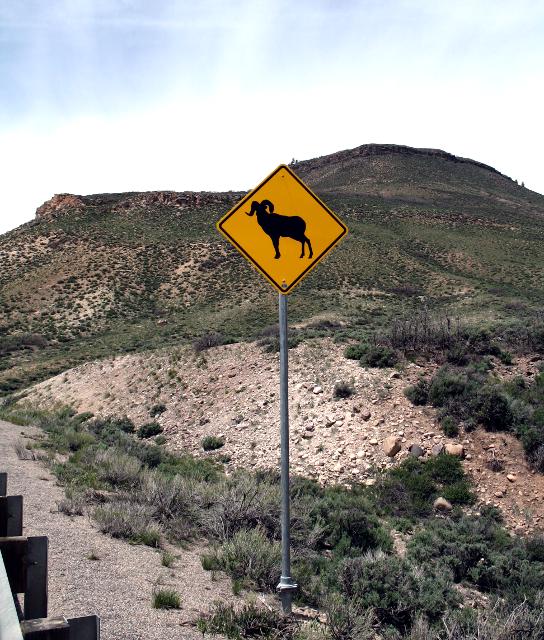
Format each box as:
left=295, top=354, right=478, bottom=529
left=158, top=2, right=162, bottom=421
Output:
left=23, top=339, right=544, bottom=535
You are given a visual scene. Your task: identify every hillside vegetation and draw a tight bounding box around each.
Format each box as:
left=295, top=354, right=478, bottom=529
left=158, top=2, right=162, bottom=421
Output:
left=1, top=143, right=544, bottom=394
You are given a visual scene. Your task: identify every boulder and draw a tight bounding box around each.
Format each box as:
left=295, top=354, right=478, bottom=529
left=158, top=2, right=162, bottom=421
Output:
left=383, top=436, right=401, bottom=457
left=445, top=443, right=465, bottom=458
left=433, top=497, right=453, bottom=512
left=408, top=444, right=424, bottom=458
left=361, top=408, right=372, bottom=421
left=430, top=443, right=444, bottom=457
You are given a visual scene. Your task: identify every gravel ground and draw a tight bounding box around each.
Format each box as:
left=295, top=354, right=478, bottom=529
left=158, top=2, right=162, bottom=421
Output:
left=0, top=419, right=233, bottom=640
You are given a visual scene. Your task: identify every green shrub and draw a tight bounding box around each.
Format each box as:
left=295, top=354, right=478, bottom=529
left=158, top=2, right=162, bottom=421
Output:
left=441, top=481, right=475, bottom=505
left=531, top=445, right=544, bottom=472
left=193, top=331, right=226, bottom=352
left=410, top=598, right=544, bottom=640
left=150, top=403, right=166, bottom=417
left=64, top=428, right=96, bottom=451
left=140, top=472, right=200, bottom=539
left=92, top=501, right=161, bottom=547
left=525, top=536, right=544, bottom=562
left=157, top=451, right=220, bottom=482
left=57, top=487, right=87, bottom=516
left=333, top=381, right=355, bottom=399
left=202, top=471, right=280, bottom=542
left=202, top=435, right=225, bottom=451
left=207, top=528, right=281, bottom=590
left=476, top=387, right=514, bottom=432
left=303, top=485, right=392, bottom=554
left=92, top=416, right=135, bottom=434
left=440, top=415, right=459, bottom=437
left=404, top=379, right=429, bottom=405
left=407, top=512, right=509, bottom=586
left=374, top=456, right=473, bottom=519
left=427, top=367, right=469, bottom=407
left=137, top=422, right=163, bottom=439
left=446, top=346, right=470, bottom=366
left=197, top=602, right=293, bottom=640
left=360, top=344, right=398, bottom=368
left=73, top=411, right=94, bottom=423
left=95, top=449, right=141, bottom=487
left=423, top=454, right=465, bottom=485
left=152, top=589, right=181, bottom=609
left=375, top=459, right=436, bottom=519
left=344, top=343, right=368, bottom=360
left=161, top=551, right=175, bottom=567
left=338, top=551, right=460, bottom=631
left=325, top=594, right=375, bottom=640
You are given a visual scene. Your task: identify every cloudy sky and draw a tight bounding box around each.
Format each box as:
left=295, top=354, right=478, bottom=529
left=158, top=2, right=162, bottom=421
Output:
left=1, top=0, right=543, bottom=233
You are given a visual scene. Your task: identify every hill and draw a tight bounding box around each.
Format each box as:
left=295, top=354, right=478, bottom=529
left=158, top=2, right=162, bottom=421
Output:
left=1, top=143, right=544, bottom=393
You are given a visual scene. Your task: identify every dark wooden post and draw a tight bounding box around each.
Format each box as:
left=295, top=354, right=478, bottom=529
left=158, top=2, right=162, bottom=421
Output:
left=0, top=536, right=48, bottom=620
left=25, top=536, right=48, bottom=620
left=0, top=473, right=7, bottom=497
left=67, top=615, right=100, bottom=640
left=0, top=496, right=24, bottom=536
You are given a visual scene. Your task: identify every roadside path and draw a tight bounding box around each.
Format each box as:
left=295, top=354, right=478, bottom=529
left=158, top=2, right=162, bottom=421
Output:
left=0, top=419, right=232, bottom=640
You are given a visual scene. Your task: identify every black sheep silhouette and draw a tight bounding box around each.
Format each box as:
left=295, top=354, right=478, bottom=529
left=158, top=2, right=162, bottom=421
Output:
left=246, top=200, right=313, bottom=259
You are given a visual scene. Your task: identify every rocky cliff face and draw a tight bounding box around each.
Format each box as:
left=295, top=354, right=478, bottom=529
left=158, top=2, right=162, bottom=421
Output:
left=35, top=194, right=87, bottom=220
left=35, top=190, right=245, bottom=221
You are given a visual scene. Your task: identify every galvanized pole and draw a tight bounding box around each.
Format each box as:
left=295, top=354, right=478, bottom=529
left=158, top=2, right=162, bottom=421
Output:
left=277, top=292, right=297, bottom=614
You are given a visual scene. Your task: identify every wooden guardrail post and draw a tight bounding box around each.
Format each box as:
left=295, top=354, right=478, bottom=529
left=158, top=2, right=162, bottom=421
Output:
left=0, top=536, right=48, bottom=620
left=66, top=615, right=100, bottom=640
left=20, top=615, right=100, bottom=640
left=0, top=474, right=100, bottom=638
left=25, top=537, right=48, bottom=621
left=0, top=496, right=23, bottom=537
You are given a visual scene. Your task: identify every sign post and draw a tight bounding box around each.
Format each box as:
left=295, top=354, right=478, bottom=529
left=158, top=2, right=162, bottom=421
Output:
left=217, top=164, right=347, bottom=614
left=277, top=292, right=297, bottom=613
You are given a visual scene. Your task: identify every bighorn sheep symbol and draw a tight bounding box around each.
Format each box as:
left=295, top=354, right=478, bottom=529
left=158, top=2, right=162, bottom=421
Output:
left=246, top=200, right=313, bottom=260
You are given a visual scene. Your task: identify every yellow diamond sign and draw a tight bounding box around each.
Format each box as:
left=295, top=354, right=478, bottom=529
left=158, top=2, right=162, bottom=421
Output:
left=217, top=164, right=348, bottom=294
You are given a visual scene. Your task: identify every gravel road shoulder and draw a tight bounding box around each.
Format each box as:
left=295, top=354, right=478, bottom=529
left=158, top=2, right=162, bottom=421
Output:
left=0, top=419, right=233, bottom=640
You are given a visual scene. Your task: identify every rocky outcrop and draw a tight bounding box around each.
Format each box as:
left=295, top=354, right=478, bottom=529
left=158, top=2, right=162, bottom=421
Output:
left=35, top=190, right=244, bottom=222
left=35, top=194, right=86, bottom=220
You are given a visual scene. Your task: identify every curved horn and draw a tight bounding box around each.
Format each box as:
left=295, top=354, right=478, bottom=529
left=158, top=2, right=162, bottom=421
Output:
left=246, top=200, right=259, bottom=216
left=261, top=199, right=274, bottom=213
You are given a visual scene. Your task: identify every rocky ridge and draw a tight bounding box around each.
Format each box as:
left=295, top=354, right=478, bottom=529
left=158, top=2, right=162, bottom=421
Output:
left=293, top=143, right=505, bottom=177
left=35, top=190, right=244, bottom=221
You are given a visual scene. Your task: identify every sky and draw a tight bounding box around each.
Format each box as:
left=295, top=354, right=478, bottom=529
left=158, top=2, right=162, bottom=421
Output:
left=1, top=0, right=543, bottom=233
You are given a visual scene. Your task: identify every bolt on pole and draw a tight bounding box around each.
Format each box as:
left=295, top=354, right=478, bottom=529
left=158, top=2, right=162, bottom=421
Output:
left=277, top=292, right=297, bottom=614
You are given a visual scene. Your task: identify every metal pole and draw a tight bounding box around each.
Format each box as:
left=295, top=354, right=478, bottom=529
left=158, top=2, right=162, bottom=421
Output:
left=277, top=292, right=297, bottom=614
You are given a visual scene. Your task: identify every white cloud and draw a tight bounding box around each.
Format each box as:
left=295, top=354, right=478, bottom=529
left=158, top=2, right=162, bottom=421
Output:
left=1, top=0, right=543, bottom=233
